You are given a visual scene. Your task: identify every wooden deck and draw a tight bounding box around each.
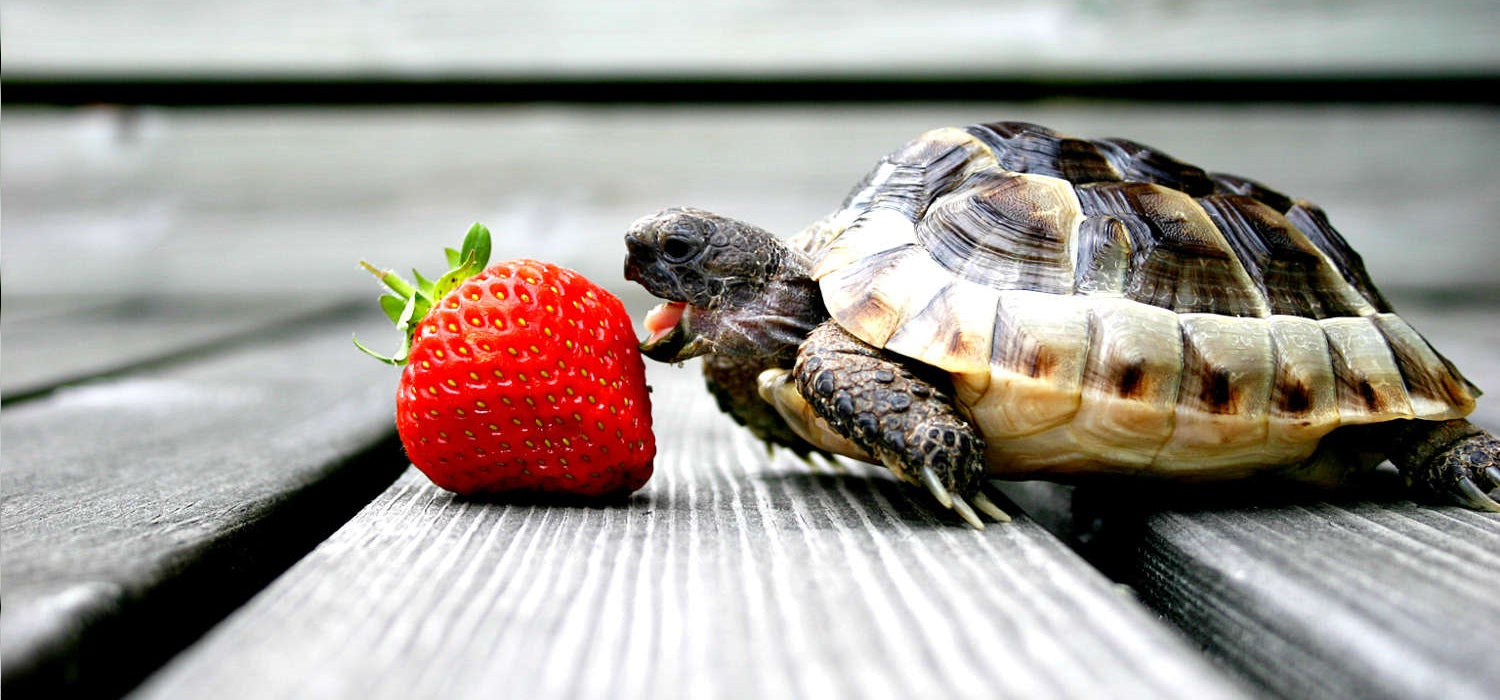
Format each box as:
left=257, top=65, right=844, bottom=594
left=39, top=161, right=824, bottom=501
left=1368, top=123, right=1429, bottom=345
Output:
left=4, top=103, right=1498, bottom=699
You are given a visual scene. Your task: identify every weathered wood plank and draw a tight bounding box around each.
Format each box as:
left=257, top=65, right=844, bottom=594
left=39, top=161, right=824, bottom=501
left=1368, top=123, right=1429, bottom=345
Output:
left=0, top=295, right=355, bottom=402
left=1133, top=501, right=1498, bottom=700
left=4, top=105, right=1496, bottom=305
left=1130, top=300, right=1500, bottom=700
left=3, top=0, right=1495, bottom=78
left=1005, top=296, right=1500, bottom=699
left=0, top=307, right=406, bottom=697
left=132, top=362, right=1247, bottom=700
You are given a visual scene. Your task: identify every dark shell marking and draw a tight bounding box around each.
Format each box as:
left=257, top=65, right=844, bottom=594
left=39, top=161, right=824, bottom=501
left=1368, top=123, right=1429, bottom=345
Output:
left=806, top=121, right=1479, bottom=476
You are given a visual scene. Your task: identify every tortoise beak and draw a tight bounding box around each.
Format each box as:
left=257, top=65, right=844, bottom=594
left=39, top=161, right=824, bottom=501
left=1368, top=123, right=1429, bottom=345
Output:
left=639, top=300, right=690, bottom=361
left=624, top=225, right=685, bottom=303
left=627, top=231, right=698, bottom=362
left=639, top=318, right=690, bottom=362
left=625, top=219, right=716, bottom=362
left=637, top=301, right=714, bottom=363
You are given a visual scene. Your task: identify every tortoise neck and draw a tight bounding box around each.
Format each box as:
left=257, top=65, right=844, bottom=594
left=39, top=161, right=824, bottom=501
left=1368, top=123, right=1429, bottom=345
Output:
left=763, top=273, right=830, bottom=358
left=687, top=256, right=827, bottom=363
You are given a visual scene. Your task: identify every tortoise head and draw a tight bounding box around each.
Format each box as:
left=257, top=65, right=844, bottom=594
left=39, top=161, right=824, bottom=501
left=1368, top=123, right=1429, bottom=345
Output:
left=625, top=207, right=825, bottom=363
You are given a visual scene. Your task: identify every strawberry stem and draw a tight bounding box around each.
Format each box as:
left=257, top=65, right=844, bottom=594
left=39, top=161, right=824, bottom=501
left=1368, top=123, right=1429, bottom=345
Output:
left=354, top=223, right=493, bottom=366
left=359, top=261, right=417, bottom=299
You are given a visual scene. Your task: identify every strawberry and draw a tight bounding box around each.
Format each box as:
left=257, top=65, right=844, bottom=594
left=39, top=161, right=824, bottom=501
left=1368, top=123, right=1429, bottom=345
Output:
left=357, top=223, right=655, bottom=498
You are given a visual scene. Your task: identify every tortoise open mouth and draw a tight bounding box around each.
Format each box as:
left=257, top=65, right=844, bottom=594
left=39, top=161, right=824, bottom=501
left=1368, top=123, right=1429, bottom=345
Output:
left=643, top=301, right=686, bottom=345
left=639, top=300, right=693, bottom=361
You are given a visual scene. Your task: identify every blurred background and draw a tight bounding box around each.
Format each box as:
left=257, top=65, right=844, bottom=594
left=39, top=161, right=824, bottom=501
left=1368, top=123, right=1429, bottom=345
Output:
left=3, top=0, right=1498, bottom=346
left=6, top=6, right=1499, bottom=696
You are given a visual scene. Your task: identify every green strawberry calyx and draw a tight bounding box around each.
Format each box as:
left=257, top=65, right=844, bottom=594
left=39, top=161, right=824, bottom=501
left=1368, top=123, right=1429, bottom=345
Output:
left=354, top=222, right=493, bottom=366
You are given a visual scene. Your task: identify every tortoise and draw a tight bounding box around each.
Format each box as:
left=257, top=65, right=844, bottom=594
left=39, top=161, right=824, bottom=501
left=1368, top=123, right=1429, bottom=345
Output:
left=623, top=120, right=1500, bottom=528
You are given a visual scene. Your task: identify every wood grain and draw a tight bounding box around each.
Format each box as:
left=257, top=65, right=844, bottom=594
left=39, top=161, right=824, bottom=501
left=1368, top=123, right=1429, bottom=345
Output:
left=0, top=295, right=356, bottom=402
left=4, top=0, right=1494, bottom=78
left=0, top=307, right=406, bottom=697
left=133, top=362, right=1247, bottom=700
left=1134, top=501, right=1499, bottom=700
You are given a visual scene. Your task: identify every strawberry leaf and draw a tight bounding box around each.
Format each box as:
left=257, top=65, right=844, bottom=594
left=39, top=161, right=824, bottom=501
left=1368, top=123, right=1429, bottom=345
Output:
left=412, top=269, right=437, bottom=304
left=461, top=223, right=492, bottom=274
left=353, top=336, right=401, bottom=365
left=356, top=223, right=495, bottom=366
left=430, top=223, right=493, bottom=307
left=377, top=294, right=406, bottom=324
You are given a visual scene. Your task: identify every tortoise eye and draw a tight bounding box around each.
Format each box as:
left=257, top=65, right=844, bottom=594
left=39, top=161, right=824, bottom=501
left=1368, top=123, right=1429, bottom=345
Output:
left=661, top=235, right=698, bottom=262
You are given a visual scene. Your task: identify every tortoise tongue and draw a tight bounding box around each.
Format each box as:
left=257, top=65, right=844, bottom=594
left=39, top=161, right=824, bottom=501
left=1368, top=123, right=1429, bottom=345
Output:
left=643, top=301, right=687, bottom=346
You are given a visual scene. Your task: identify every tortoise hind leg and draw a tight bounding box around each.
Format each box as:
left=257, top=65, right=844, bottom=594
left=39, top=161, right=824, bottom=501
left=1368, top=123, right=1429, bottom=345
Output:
left=1383, top=419, right=1500, bottom=512
left=788, top=320, right=1008, bottom=528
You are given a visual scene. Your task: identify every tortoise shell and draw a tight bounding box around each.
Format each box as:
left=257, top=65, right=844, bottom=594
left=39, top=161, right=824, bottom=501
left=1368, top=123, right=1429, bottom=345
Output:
left=794, top=122, right=1479, bottom=477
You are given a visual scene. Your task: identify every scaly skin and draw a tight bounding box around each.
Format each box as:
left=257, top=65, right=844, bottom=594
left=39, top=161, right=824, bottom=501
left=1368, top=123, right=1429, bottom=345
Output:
left=1380, top=419, right=1500, bottom=511
left=793, top=321, right=1004, bottom=526
left=625, top=208, right=1009, bottom=526
left=623, top=207, right=1500, bottom=525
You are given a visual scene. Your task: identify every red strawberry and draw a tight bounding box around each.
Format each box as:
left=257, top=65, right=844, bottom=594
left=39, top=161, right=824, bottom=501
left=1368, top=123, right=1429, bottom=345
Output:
left=357, top=224, right=655, bottom=498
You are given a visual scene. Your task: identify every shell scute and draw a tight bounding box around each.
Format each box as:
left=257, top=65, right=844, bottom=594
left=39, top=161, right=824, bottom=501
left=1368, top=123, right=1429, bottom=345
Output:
left=820, top=243, right=936, bottom=347
left=1369, top=313, right=1477, bottom=420
left=1209, top=173, right=1294, bottom=214
left=1093, top=137, right=1216, bottom=196
left=1074, top=181, right=1267, bottom=316
left=964, top=122, right=1123, bottom=184
left=1071, top=299, right=1183, bottom=467
left=856, top=127, right=997, bottom=221
left=1156, top=315, right=1274, bottom=471
left=1196, top=193, right=1367, bottom=317
left=1284, top=202, right=1393, bottom=313
left=1262, top=316, right=1342, bottom=462
left=884, top=278, right=999, bottom=377
left=803, top=121, right=1480, bottom=478
left=962, top=290, right=1091, bottom=439
left=1176, top=315, right=1273, bottom=418
left=1073, top=214, right=1131, bottom=295
left=1319, top=316, right=1414, bottom=424
left=916, top=171, right=1082, bottom=294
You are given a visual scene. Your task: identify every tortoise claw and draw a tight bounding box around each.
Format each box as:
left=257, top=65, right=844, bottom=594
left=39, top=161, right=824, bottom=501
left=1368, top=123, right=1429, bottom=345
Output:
left=1393, top=422, right=1500, bottom=513
left=921, top=465, right=955, bottom=509
left=972, top=491, right=1012, bottom=523
left=918, top=465, right=1002, bottom=529
left=1455, top=477, right=1500, bottom=513
left=950, top=494, right=985, bottom=530
left=918, top=466, right=1008, bottom=528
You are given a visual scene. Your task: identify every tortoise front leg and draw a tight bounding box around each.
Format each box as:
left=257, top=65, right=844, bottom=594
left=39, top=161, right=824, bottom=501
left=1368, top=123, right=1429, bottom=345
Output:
left=790, top=320, right=1008, bottom=528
